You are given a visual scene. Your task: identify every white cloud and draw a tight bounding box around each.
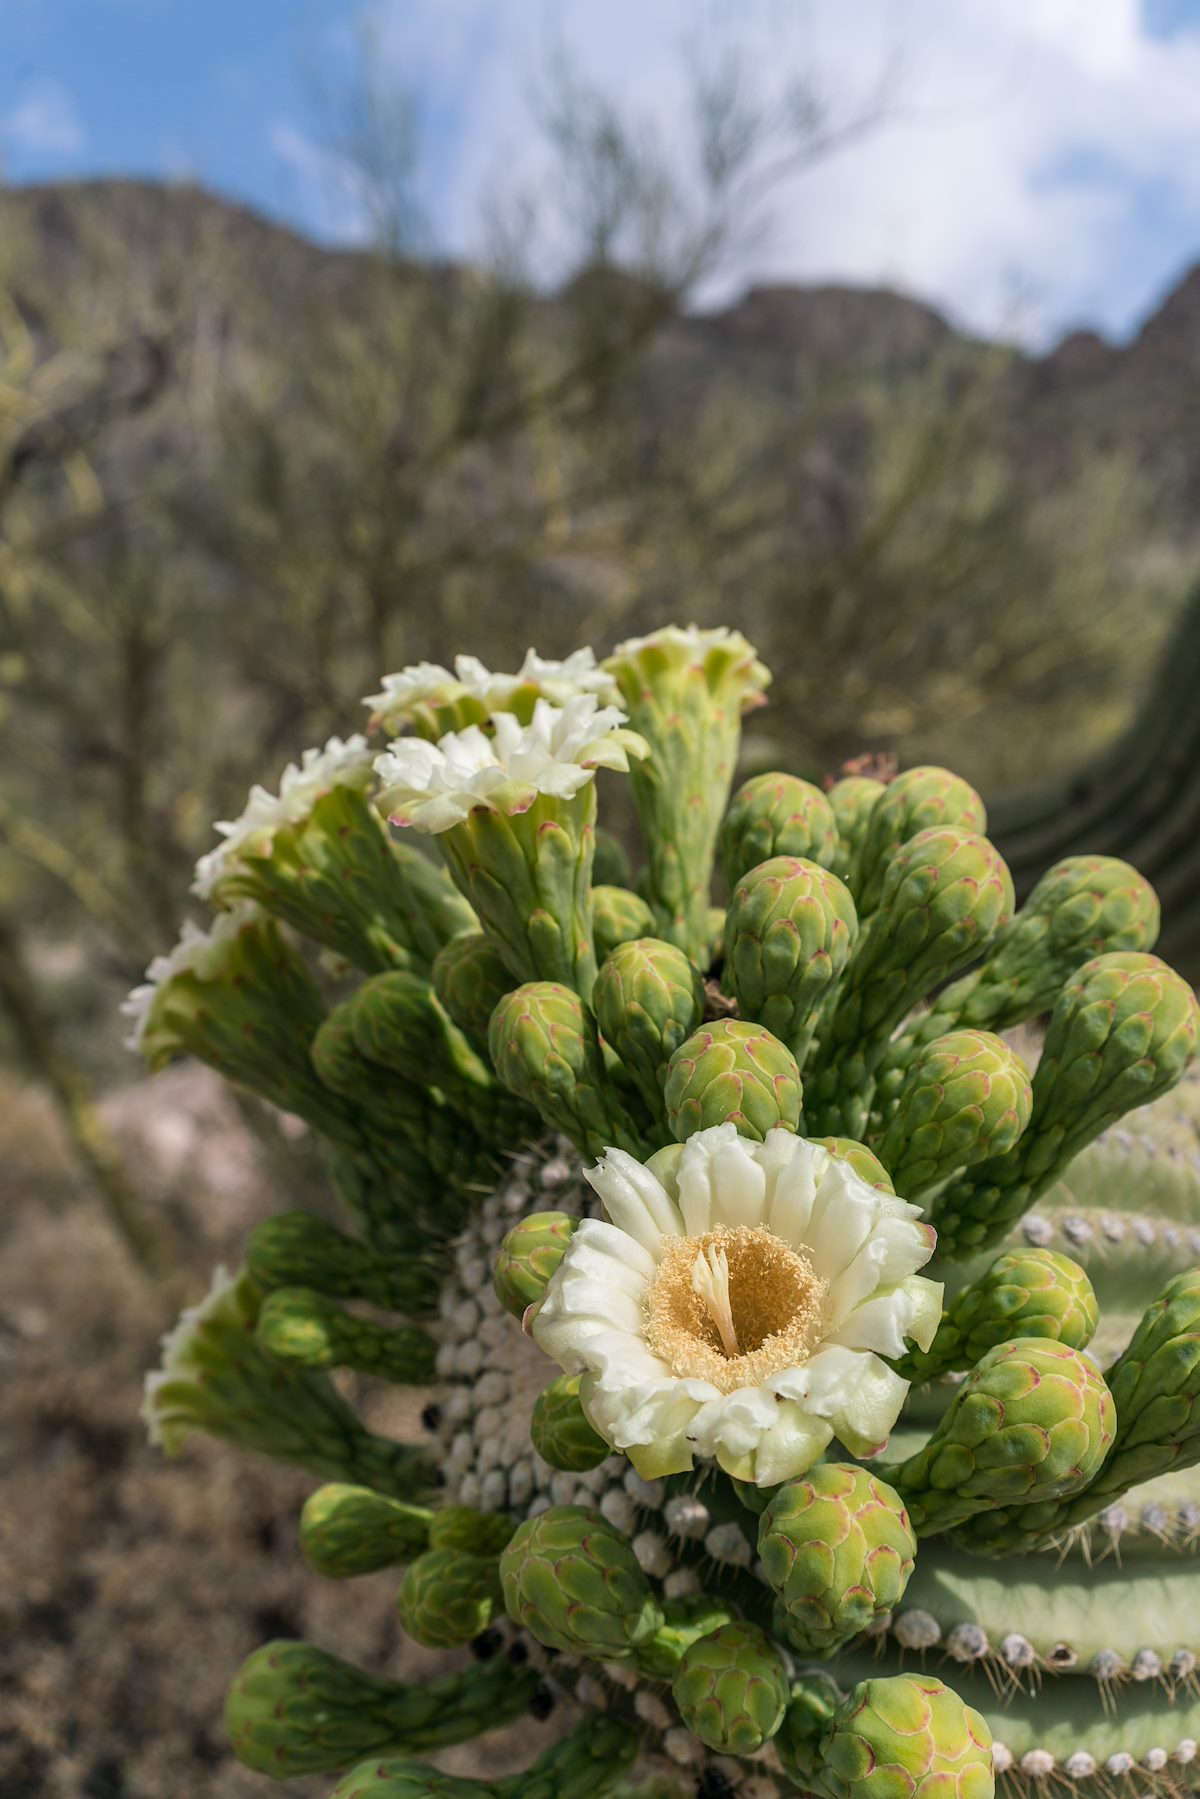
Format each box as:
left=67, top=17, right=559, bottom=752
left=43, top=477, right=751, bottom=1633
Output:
left=269, top=119, right=373, bottom=244
left=357, top=0, right=1200, bottom=346
left=3, top=78, right=86, bottom=161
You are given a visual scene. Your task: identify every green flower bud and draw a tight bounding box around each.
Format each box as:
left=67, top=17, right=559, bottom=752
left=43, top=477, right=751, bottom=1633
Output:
left=299, top=1484, right=432, bottom=1578
left=634, top=1595, right=736, bottom=1681
left=814, top=1138, right=895, bottom=1193
left=592, top=885, right=658, bottom=960
left=664, top=1019, right=802, bottom=1142
left=720, top=772, right=839, bottom=892
left=489, top=982, right=650, bottom=1158
left=225, top=1641, right=537, bottom=1777
left=530, top=1372, right=612, bottom=1471
left=876, top=1029, right=1033, bottom=1202
left=776, top=1671, right=843, bottom=1788
left=257, top=1287, right=437, bottom=1384
left=855, top=767, right=987, bottom=917
left=826, top=776, right=886, bottom=888
left=817, top=1675, right=994, bottom=1799
left=396, top=1548, right=502, bottom=1648
left=592, top=936, right=706, bottom=1121
left=723, top=855, right=858, bottom=1068
left=929, top=951, right=1200, bottom=1256
left=887, top=1337, right=1115, bottom=1535
left=493, top=1211, right=580, bottom=1318
left=427, top=1506, right=517, bottom=1556
left=902, top=1249, right=1098, bottom=1383
left=246, top=1211, right=430, bottom=1315
left=671, top=1619, right=789, bottom=1756
left=498, top=1505, right=663, bottom=1659
left=758, top=1463, right=916, bottom=1655
left=432, top=929, right=515, bottom=1049
left=809, top=828, right=1014, bottom=1139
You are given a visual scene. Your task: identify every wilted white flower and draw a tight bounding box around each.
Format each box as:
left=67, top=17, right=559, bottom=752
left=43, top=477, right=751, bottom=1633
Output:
left=366, top=648, right=619, bottom=735
left=120, top=901, right=262, bottom=1053
left=142, top=1264, right=248, bottom=1450
left=605, top=625, right=770, bottom=710
left=192, top=736, right=373, bottom=897
left=363, top=662, right=469, bottom=735
left=532, top=1124, right=941, bottom=1486
left=374, top=694, right=648, bottom=832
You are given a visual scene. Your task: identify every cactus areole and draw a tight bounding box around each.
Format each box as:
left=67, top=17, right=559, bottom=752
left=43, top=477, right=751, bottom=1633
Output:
left=129, top=625, right=1200, bottom=1799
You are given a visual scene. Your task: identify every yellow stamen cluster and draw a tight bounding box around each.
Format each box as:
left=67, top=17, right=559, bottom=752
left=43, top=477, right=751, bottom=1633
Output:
left=644, top=1224, right=827, bottom=1394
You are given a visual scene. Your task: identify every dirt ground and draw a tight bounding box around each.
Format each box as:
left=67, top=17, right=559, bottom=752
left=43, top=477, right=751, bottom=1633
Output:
left=0, top=1065, right=558, bottom=1799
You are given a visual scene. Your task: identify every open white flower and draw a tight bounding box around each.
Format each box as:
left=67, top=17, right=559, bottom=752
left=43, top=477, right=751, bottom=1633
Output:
left=532, top=1124, right=941, bottom=1486
left=121, top=901, right=262, bottom=1053
left=363, top=662, right=469, bottom=735
left=374, top=693, right=648, bottom=832
left=456, top=647, right=621, bottom=710
left=192, top=735, right=373, bottom=897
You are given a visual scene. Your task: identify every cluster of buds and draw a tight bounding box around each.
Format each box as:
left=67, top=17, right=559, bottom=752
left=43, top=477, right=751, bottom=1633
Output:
left=129, top=626, right=1200, bottom=1799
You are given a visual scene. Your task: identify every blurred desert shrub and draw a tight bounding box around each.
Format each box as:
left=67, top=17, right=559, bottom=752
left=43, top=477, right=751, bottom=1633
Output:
left=0, top=36, right=1184, bottom=1072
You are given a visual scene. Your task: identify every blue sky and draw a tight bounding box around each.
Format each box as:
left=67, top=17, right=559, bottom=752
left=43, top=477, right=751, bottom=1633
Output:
left=4, top=1, right=1200, bottom=347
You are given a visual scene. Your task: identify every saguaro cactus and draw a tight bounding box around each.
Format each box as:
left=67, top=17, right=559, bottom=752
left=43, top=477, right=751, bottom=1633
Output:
left=130, top=625, right=1200, bottom=1799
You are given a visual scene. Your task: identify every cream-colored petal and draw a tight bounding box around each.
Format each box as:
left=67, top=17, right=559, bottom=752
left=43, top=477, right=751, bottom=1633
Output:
left=749, top=1401, right=835, bottom=1486
left=824, top=1275, right=943, bottom=1359
left=708, top=1133, right=769, bottom=1230
left=585, top=1150, right=683, bottom=1255
left=806, top=1176, right=876, bottom=1280
left=832, top=1354, right=910, bottom=1457
left=583, top=1373, right=715, bottom=1477
left=763, top=1135, right=823, bottom=1245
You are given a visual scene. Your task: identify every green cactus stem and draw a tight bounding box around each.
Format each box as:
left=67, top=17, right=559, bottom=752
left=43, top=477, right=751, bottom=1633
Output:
left=225, top=1640, right=540, bottom=1777
left=603, top=626, right=770, bottom=964
left=142, top=1268, right=426, bottom=1497
left=256, top=1287, right=438, bottom=1384
left=246, top=1211, right=436, bottom=1317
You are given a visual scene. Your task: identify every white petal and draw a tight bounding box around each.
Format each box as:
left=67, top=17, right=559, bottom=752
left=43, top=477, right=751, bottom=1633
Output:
left=686, top=1385, right=779, bottom=1467
left=583, top=1374, right=715, bottom=1478
left=584, top=1150, right=683, bottom=1255
left=824, top=1275, right=943, bottom=1359
left=833, top=1354, right=911, bottom=1457
left=676, top=1123, right=744, bottom=1234
left=806, top=1172, right=876, bottom=1279
left=749, top=1401, right=835, bottom=1486
left=762, top=1133, right=823, bottom=1245
left=707, top=1134, right=769, bottom=1229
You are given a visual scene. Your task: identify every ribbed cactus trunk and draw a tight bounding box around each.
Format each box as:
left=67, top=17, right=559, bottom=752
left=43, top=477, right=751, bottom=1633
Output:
left=990, top=581, right=1200, bottom=979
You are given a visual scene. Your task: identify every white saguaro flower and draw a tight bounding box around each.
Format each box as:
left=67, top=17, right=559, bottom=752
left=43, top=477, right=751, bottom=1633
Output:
left=120, top=901, right=263, bottom=1054
left=374, top=694, right=647, bottom=833
left=532, top=1124, right=942, bottom=1486
left=192, top=735, right=373, bottom=896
